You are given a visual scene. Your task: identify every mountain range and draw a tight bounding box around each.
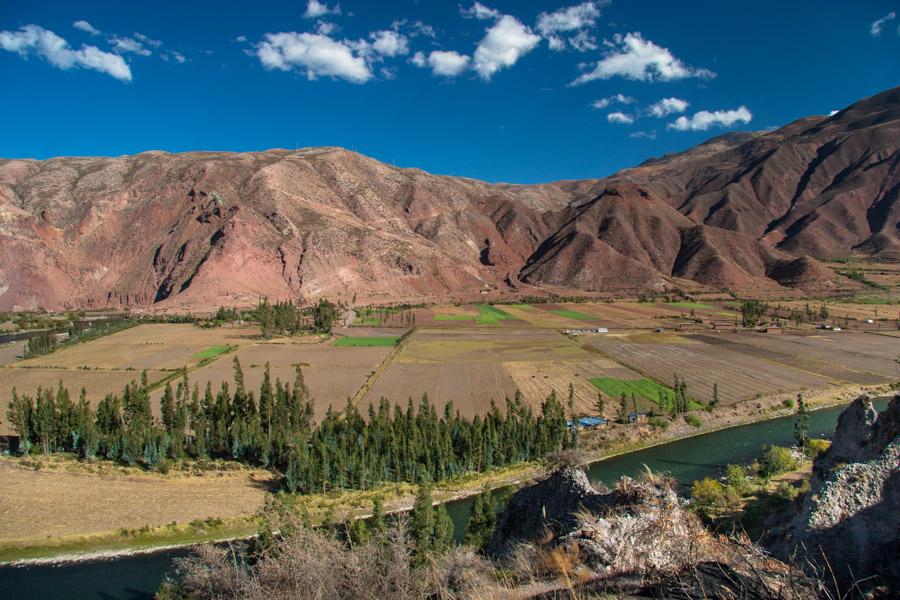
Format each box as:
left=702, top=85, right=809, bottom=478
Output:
left=0, top=86, right=897, bottom=311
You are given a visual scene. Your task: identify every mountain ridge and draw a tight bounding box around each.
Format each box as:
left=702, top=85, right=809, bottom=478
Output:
left=0, top=87, right=897, bottom=311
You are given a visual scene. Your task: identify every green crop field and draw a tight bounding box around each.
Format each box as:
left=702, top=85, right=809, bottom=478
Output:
left=664, top=301, right=713, bottom=309
left=589, top=376, right=703, bottom=409
left=335, top=336, right=399, bottom=347
left=474, top=304, right=516, bottom=324
left=433, top=314, right=475, bottom=321
left=192, top=345, right=232, bottom=360
left=550, top=309, right=595, bottom=321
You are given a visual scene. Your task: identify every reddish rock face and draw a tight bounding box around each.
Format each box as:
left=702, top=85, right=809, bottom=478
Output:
left=0, top=87, right=896, bottom=311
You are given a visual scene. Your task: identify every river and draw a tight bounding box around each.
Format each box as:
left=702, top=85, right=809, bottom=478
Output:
left=1, top=399, right=888, bottom=599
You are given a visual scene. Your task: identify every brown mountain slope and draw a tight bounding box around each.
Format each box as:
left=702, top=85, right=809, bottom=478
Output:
left=0, top=87, right=896, bottom=311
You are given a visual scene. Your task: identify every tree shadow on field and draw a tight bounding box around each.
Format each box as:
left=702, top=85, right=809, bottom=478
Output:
left=248, top=474, right=281, bottom=492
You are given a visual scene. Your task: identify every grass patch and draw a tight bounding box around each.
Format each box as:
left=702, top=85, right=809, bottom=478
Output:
left=0, top=517, right=256, bottom=563
left=589, top=376, right=703, bottom=409
left=664, top=301, right=713, bottom=309
left=550, top=309, right=595, bottom=321
left=474, top=304, right=517, bottom=324
left=335, top=336, right=399, bottom=347
left=433, top=314, right=475, bottom=321
left=192, top=345, right=233, bottom=360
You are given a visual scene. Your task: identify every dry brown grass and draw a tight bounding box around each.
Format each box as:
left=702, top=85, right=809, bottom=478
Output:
left=0, top=456, right=272, bottom=544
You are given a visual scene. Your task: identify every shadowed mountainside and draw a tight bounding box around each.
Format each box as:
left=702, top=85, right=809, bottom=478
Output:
left=0, top=87, right=896, bottom=310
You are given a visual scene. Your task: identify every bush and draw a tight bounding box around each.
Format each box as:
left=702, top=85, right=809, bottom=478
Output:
left=805, top=438, right=830, bottom=459
left=757, top=446, right=797, bottom=480
left=724, top=464, right=750, bottom=496
left=691, top=477, right=726, bottom=514
left=782, top=398, right=795, bottom=409
left=684, top=413, right=703, bottom=428
left=648, top=417, right=669, bottom=430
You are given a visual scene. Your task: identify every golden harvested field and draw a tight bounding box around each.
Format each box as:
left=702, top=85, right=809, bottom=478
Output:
left=0, top=458, right=270, bottom=542
left=15, top=324, right=260, bottom=371
left=158, top=339, right=393, bottom=417
left=581, top=331, right=829, bottom=405
left=0, top=369, right=170, bottom=436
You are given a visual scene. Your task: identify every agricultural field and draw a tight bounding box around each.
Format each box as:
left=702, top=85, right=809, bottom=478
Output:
left=698, top=332, right=899, bottom=382
left=13, top=324, right=259, bottom=371
left=579, top=331, right=829, bottom=406
left=363, top=327, right=620, bottom=417
left=157, top=338, right=394, bottom=418
left=334, top=336, right=399, bottom=347
left=494, top=304, right=589, bottom=329
left=777, top=300, right=900, bottom=322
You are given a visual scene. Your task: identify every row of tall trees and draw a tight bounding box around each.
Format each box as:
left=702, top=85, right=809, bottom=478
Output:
left=24, top=318, right=139, bottom=358
left=6, top=359, right=570, bottom=493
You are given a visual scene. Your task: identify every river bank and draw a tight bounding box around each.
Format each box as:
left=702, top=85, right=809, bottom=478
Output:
left=1, top=382, right=892, bottom=565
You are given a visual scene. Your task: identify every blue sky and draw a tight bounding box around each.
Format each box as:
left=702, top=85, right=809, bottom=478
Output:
left=1, top=1, right=898, bottom=183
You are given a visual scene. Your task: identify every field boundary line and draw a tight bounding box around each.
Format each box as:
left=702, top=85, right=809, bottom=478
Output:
left=348, top=327, right=416, bottom=409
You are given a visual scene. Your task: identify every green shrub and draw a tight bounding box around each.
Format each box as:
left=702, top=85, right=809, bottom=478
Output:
left=757, top=445, right=797, bottom=479
left=782, top=398, right=795, bottom=409
left=805, top=438, right=830, bottom=459
left=684, top=413, right=703, bottom=428
left=691, top=477, right=726, bottom=513
left=648, top=417, right=669, bottom=429
left=725, top=464, right=750, bottom=496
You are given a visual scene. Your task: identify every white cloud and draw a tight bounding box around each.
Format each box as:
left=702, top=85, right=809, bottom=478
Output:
left=537, top=2, right=605, bottom=53
left=235, top=35, right=248, bottom=43
left=591, top=93, right=633, bottom=109
left=607, top=111, right=633, bottom=124
left=473, top=15, right=540, bottom=80
left=0, top=24, right=131, bottom=81
left=648, top=97, right=688, bottom=117
left=568, top=30, right=598, bottom=52
left=304, top=0, right=341, bottom=19
left=73, top=20, right=100, bottom=36
left=257, top=31, right=371, bottom=83
left=316, top=22, right=338, bottom=36
left=537, top=2, right=603, bottom=35
left=629, top=130, right=656, bottom=139
left=161, top=51, right=186, bottom=63
left=134, top=32, right=162, bottom=48
left=109, top=35, right=152, bottom=56
left=669, top=106, right=752, bottom=131
left=370, top=30, right=408, bottom=57
left=870, top=12, right=895, bottom=37
left=572, top=32, right=715, bottom=84
left=461, top=2, right=501, bottom=21
left=413, top=50, right=470, bottom=77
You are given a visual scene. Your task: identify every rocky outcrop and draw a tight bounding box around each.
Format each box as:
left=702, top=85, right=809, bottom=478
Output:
left=784, top=394, right=900, bottom=594
left=488, top=467, right=819, bottom=598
